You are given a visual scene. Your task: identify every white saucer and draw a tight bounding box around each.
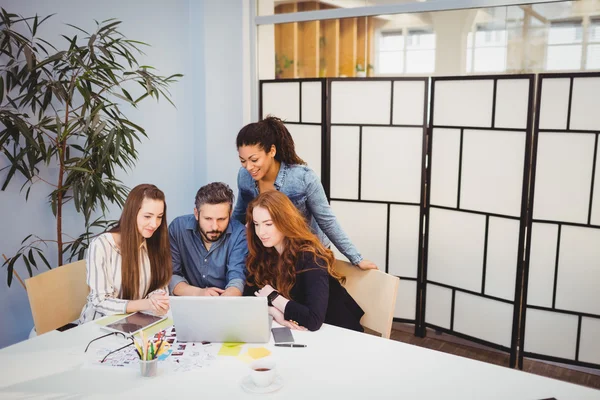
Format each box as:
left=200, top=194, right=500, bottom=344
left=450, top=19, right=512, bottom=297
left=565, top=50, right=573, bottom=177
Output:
left=240, top=374, right=284, bottom=394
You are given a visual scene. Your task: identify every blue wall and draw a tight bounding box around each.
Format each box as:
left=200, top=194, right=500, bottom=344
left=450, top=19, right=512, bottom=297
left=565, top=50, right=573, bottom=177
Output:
left=0, top=0, right=250, bottom=348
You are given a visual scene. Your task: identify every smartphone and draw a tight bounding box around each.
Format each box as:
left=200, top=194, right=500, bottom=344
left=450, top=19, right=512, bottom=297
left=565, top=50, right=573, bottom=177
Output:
left=272, top=327, right=295, bottom=344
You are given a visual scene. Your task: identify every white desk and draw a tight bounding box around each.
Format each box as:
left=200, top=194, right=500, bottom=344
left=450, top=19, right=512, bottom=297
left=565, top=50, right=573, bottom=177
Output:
left=0, top=321, right=599, bottom=399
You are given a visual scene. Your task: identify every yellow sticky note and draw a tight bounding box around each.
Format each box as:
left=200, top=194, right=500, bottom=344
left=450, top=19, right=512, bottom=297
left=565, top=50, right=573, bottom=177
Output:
left=218, top=343, right=244, bottom=356
left=248, top=347, right=271, bottom=359
left=237, top=352, right=254, bottom=364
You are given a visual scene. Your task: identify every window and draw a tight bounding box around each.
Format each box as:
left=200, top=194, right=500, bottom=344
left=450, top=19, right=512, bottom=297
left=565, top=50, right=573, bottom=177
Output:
left=587, top=18, right=600, bottom=70
left=378, top=28, right=435, bottom=74
left=467, top=26, right=508, bottom=73
left=406, top=29, right=435, bottom=73
left=546, top=20, right=583, bottom=70
left=379, top=31, right=404, bottom=74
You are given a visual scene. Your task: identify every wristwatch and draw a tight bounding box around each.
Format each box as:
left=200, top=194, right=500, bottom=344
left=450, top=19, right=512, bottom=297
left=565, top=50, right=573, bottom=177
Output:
left=267, top=290, right=280, bottom=307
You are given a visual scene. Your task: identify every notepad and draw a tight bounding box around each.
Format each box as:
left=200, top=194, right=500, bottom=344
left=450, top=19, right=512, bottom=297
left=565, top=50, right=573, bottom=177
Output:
left=248, top=347, right=271, bottom=359
left=218, top=342, right=244, bottom=356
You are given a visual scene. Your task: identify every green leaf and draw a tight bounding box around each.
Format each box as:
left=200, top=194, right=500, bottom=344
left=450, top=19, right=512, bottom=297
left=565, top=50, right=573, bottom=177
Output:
left=21, top=234, right=33, bottom=244
left=65, top=23, right=90, bottom=35
left=28, top=249, right=38, bottom=270
left=67, top=166, right=93, bottom=173
left=6, top=256, right=19, bottom=287
left=23, top=45, right=34, bottom=70
left=113, top=92, right=134, bottom=105
left=32, top=14, right=38, bottom=36
left=36, top=250, right=52, bottom=270
left=98, top=20, right=121, bottom=34
left=22, top=254, right=33, bottom=276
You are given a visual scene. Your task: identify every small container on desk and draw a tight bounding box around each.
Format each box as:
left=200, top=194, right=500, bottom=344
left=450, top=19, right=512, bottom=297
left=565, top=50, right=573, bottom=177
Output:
left=139, top=358, right=158, bottom=377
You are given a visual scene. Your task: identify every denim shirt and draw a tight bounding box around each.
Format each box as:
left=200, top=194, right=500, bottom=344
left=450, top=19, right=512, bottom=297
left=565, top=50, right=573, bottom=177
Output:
left=168, top=215, right=248, bottom=293
left=232, top=162, right=363, bottom=265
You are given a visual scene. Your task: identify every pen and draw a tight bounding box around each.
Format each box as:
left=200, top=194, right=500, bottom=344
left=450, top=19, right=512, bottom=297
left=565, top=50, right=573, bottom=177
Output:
left=274, top=343, right=306, bottom=348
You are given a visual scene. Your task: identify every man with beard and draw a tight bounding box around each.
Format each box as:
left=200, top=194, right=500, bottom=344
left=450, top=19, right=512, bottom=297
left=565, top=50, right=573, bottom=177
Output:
left=169, top=182, right=247, bottom=296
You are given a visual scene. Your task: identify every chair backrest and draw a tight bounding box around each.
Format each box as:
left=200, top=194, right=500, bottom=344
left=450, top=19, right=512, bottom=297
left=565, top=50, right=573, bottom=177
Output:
left=25, top=259, right=89, bottom=335
left=334, top=259, right=400, bottom=339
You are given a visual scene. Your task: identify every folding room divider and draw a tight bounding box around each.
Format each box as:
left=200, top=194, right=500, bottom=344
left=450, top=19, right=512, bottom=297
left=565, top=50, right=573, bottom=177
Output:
left=520, top=72, right=600, bottom=370
left=423, top=75, right=535, bottom=367
left=259, top=73, right=600, bottom=370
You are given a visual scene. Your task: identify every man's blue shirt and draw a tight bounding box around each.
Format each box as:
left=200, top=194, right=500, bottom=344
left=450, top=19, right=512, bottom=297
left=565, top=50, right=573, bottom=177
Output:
left=168, top=214, right=247, bottom=293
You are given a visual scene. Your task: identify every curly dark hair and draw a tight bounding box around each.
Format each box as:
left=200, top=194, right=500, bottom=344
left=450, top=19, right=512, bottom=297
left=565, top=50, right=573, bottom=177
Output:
left=194, top=182, right=235, bottom=211
left=236, top=115, right=306, bottom=165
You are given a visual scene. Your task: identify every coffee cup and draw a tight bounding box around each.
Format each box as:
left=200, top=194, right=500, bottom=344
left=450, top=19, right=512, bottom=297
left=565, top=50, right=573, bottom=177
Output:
left=250, top=357, right=276, bottom=387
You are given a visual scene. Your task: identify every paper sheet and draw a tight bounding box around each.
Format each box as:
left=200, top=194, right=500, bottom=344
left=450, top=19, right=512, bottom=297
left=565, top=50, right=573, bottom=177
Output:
left=83, top=325, right=216, bottom=373
left=217, top=342, right=244, bottom=356
left=247, top=347, right=271, bottom=359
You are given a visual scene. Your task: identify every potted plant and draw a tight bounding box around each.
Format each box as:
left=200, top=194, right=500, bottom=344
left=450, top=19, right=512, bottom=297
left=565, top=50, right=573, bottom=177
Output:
left=0, top=9, right=182, bottom=286
left=355, top=63, right=367, bottom=78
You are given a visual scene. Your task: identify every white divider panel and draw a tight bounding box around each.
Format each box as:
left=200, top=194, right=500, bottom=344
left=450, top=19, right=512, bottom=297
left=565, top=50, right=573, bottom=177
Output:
left=262, top=82, right=299, bottom=121
left=361, top=127, right=422, bottom=203
left=394, top=280, right=417, bottom=320
left=494, top=79, right=530, bottom=130
left=331, top=81, right=391, bottom=125
left=579, top=317, right=600, bottom=365
left=330, top=201, right=387, bottom=269
left=532, top=132, right=595, bottom=224
left=427, top=208, right=486, bottom=292
left=330, top=126, right=360, bottom=199
left=569, top=77, right=600, bottom=131
left=388, top=205, right=420, bottom=278
left=524, top=308, right=578, bottom=360
left=301, top=82, right=322, bottom=123
left=538, top=78, right=570, bottom=130
left=461, top=129, right=526, bottom=216
left=433, top=79, right=494, bottom=127
left=392, top=80, right=425, bottom=126
left=286, top=124, right=322, bottom=179
left=430, top=128, right=460, bottom=207
left=526, top=223, right=558, bottom=308
left=525, top=74, right=600, bottom=368
left=593, top=138, right=600, bottom=226
left=484, top=217, right=520, bottom=301
left=555, top=225, right=600, bottom=315
left=425, top=284, right=452, bottom=329
left=454, top=292, right=513, bottom=347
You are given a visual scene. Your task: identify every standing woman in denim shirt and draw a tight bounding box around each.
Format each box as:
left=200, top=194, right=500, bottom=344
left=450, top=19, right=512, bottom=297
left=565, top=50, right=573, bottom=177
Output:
left=233, top=116, right=377, bottom=270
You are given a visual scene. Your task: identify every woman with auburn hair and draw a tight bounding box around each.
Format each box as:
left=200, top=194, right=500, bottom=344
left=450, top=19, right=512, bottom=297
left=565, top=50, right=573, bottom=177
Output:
left=233, top=115, right=378, bottom=271
left=78, top=184, right=172, bottom=324
left=244, top=191, right=364, bottom=332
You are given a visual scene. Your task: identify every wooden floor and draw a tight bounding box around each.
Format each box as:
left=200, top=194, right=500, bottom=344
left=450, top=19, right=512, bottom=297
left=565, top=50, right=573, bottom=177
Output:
left=388, top=324, right=600, bottom=391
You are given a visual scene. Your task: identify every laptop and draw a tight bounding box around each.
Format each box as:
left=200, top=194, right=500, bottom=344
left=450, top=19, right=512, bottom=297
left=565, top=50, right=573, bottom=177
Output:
left=169, top=296, right=271, bottom=343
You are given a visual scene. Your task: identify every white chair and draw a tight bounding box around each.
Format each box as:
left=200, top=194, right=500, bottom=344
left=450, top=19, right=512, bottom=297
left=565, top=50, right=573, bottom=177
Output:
left=334, top=259, right=400, bottom=339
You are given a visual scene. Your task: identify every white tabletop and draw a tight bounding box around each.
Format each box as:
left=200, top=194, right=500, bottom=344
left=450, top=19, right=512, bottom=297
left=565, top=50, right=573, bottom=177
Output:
left=0, top=320, right=599, bottom=399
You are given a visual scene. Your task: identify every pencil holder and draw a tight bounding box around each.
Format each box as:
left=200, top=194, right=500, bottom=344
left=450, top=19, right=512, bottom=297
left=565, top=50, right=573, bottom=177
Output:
left=139, top=358, right=158, bottom=377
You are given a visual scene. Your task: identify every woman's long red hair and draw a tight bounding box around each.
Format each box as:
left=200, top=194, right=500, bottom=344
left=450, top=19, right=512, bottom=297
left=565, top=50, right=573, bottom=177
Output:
left=245, top=191, right=343, bottom=299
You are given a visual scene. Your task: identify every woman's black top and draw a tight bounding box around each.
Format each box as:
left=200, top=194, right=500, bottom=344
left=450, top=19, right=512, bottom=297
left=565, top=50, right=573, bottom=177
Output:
left=244, top=252, right=364, bottom=332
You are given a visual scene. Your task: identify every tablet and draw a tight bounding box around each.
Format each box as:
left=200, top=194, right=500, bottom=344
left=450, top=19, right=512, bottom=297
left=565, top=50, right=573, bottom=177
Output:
left=102, top=312, right=167, bottom=335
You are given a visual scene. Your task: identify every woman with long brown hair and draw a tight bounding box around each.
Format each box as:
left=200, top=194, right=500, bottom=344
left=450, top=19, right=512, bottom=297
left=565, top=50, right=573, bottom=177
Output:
left=78, top=184, right=172, bottom=324
left=244, top=191, right=364, bottom=332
